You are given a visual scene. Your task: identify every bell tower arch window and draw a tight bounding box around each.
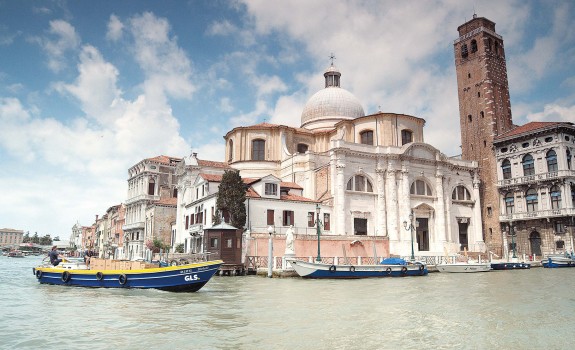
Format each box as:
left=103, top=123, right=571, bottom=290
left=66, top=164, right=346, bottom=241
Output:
left=471, top=39, right=478, bottom=53
left=251, top=139, right=265, bottom=161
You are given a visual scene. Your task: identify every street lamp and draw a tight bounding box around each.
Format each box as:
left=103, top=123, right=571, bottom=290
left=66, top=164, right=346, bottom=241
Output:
left=315, top=204, right=321, bottom=262
left=403, top=209, right=416, bottom=261
left=509, top=223, right=517, bottom=259
left=267, top=226, right=274, bottom=278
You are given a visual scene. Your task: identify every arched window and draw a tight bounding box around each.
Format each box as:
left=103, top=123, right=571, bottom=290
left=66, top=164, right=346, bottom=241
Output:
left=461, top=43, right=468, bottom=58
left=526, top=188, right=538, bottom=212
left=297, top=143, right=309, bottom=153
left=251, top=139, right=265, bottom=161
left=360, top=130, right=373, bottom=145
left=401, top=130, right=413, bottom=145
left=522, top=154, right=535, bottom=176
left=504, top=192, right=514, bottom=215
left=228, top=140, right=234, bottom=162
left=567, top=149, right=572, bottom=170
left=410, top=179, right=433, bottom=196
left=501, top=159, right=511, bottom=179
left=546, top=150, right=558, bottom=172
left=346, top=175, right=373, bottom=192
left=452, top=185, right=471, bottom=201
left=550, top=186, right=562, bottom=210
left=471, top=39, right=478, bottom=53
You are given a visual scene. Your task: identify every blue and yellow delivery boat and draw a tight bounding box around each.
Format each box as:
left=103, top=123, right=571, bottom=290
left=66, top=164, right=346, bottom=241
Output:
left=33, top=258, right=222, bottom=292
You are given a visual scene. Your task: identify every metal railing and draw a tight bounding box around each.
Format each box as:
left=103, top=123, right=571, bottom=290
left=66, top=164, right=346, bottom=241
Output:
left=497, top=170, right=575, bottom=187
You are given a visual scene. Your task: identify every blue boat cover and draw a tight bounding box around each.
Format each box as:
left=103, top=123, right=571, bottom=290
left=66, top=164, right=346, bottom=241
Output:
left=380, top=257, right=407, bottom=265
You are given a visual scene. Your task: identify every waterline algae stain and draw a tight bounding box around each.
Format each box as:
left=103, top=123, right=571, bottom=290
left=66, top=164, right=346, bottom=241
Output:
left=1, top=256, right=575, bottom=349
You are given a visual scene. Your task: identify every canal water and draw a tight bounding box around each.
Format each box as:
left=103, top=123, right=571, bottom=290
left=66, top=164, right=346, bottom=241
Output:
left=1, top=255, right=574, bottom=350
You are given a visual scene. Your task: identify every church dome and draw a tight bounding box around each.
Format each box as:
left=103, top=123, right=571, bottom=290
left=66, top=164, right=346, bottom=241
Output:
left=301, top=64, right=365, bottom=130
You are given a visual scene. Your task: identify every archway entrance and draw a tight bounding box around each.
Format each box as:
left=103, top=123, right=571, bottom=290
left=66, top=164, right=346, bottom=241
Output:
left=529, top=231, right=542, bottom=256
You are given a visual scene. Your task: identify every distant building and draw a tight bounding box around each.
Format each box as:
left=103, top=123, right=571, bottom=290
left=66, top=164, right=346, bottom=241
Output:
left=0, top=228, right=24, bottom=247
left=494, top=122, right=575, bottom=257
left=122, top=155, right=181, bottom=260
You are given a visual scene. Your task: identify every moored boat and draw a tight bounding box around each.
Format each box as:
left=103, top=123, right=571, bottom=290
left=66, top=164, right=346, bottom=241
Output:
left=490, top=261, right=531, bottom=270
left=7, top=250, right=25, bottom=258
left=286, top=258, right=428, bottom=278
left=436, top=262, right=491, bottom=273
left=542, top=254, right=575, bottom=268
left=33, top=258, right=223, bottom=292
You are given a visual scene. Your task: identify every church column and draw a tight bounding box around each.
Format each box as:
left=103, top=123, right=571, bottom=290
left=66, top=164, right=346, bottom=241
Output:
left=435, top=170, right=447, bottom=244
left=386, top=166, right=398, bottom=241
left=472, top=172, right=484, bottom=249
left=336, top=162, right=346, bottom=235
left=401, top=165, right=411, bottom=241
left=376, top=165, right=387, bottom=237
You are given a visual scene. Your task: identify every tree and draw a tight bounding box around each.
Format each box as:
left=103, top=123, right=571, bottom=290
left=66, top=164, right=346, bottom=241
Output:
left=32, top=232, right=39, bottom=244
left=215, top=170, right=247, bottom=229
left=175, top=243, right=184, bottom=253
left=22, top=232, right=30, bottom=243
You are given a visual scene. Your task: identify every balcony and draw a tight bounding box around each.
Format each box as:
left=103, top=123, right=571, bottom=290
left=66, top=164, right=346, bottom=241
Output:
left=122, top=221, right=145, bottom=231
left=498, top=170, right=575, bottom=188
left=125, top=194, right=160, bottom=205
left=499, top=207, right=575, bottom=222
left=188, top=223, right=204, bottom=234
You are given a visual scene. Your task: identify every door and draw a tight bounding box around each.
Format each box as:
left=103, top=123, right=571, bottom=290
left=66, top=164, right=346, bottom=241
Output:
left=416, top=218, right=429, bottom=251
left=458, top=222, right=469, bottom=251
left=529, top=232, right=542, bottom=257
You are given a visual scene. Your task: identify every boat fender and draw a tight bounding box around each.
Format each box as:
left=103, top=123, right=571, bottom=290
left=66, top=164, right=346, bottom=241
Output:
left=386, top=267, right=392, bottom=275
left=36, top=269, right=43, bottom=279
left=118, top=274, right=128, bottom=285
left=401, top=266, right=408, bottom=275
left=349, top=266, right=355, bottom=272
left=418, top=265, right=425, bottom=274
left=32, top=268, right=36, bottom=275
left=96, top=272, right=104, bottom=281
left=61, top=271, right=71, bottom=283
left=169, top=260, right=179, bottom=266
left=329, top=265, right=337, bottom=273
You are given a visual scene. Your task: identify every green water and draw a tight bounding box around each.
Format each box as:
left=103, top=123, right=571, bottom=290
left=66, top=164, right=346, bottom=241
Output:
left=1, top=256, right=574, bottom=349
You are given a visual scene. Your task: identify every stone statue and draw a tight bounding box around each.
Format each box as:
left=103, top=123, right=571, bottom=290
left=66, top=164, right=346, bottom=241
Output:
left=285, top=225, right=295, bottom=255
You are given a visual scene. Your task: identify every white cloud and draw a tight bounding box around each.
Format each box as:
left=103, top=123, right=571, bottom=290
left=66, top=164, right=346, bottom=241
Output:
left=219, top=97, right=233, bottom=112
left=31, top=19, right=81, bottom=72
left=106, top=14, right=124, bottom=41
left=129, top=12, right=196, bottom=100
left=206, top=20, right=237, bottom=36
left=525, top=103, right=575, bottom=123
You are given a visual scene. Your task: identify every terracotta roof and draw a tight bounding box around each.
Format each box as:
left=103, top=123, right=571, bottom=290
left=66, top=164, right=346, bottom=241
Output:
left=154, top=197, right=177, bottom=206
left=246, top=187, right=261, bottom=198
left=280, top=194, right=317, bottom=202
left=146, top=155, right=182, bottom=164
left=242, top=178, right=260, bottom=185
left=199, top=173, right=223, bottom=182
left=280, top=181, right=303, bottom=190
left=495, top=122, right=573, bottom=140
left=197, top=159, right=230, bottom=168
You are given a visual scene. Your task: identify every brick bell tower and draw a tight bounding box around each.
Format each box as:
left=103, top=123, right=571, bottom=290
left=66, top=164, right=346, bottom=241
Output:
left=454, top=15, right=514, bottom=253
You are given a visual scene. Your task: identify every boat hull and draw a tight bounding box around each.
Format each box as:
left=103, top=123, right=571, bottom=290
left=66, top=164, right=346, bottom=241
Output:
left=287, top=259, right=428, bottom=279
left=542, top=257, right=575, bottom=268
left=490, top=262, right=531, bottom=270
left=33, top=260, right=223, bottom=292
left=436, top=263, right=491, bottom=273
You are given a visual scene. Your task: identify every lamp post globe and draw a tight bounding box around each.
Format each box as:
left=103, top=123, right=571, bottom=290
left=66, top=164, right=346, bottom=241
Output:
left=267, top=226, right=274, bottom=278
left=403, top=210, right=416, bottom=261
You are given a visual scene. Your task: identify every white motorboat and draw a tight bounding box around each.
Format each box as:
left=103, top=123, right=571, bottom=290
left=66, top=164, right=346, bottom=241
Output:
left=436, top=261, right=491, bottom=273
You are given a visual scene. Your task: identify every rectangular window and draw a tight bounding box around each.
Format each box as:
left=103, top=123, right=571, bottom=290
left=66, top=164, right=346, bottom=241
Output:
left=185, top=216, right=189, bottom=229
left=265, top=183, right=277, bottom=196
left=324, top=213, right=330, bottom=231
left=554, top=222, right=565, bottom=234
left=267, top=210, right=274, bottom=226
left=210, top=237, right=218, bottom=248
left=252, top=139, right=265, bottom=161
left=226, top=238, right=233, bottom=248
left=354, top=218, right=367, bottom=235
left=487, top=207, right=492, bottom=216
left=401, top=130, right=413, bottom=145
left=308, top=212, right=315, bottom=227
left=283, top=210, right=294, bottom=226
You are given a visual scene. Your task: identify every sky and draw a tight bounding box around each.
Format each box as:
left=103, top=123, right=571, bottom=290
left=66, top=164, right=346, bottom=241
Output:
left=1, top=0, right=574, bottom=238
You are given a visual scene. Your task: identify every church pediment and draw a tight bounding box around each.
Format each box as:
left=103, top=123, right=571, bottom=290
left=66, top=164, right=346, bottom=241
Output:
left=403, top=143, right=442, bottom=161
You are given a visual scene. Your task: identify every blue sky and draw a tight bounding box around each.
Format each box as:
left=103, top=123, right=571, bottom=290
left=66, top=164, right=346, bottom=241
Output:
left=1, top=0, right=574, bottom=237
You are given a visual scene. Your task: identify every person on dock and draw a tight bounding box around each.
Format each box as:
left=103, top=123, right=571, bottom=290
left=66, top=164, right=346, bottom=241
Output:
left=49, top=246, right=63, bottom=266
